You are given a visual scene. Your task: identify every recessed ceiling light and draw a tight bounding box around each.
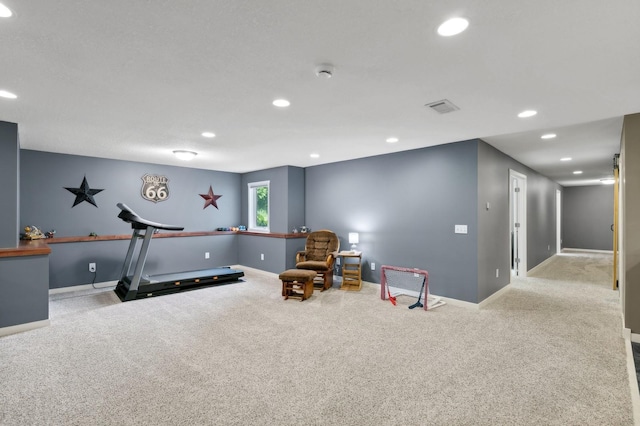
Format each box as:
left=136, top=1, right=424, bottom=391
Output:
left=0, top=90, right=17, bottom=99
left=173, top=150, right=197, bottom=161
left=518, top=110, right=537, bottom=118
left=601, top=178, right=615, bottom=185
left=273, top=99, right=290, bottom=107
left=560, top=157, right=572, bottom=161
left=541, top=133, right=556, bottom=139
left=573, top=170, right=583, bottom=175
left=386, top=137, right=399, bottom=143
left=437, top=17, right=469, bottom=36
left=202, top=132, right=215, bottom=138
left=0, top=3, right=13, bottom=18
left=310, top=153, right=320, bottom=158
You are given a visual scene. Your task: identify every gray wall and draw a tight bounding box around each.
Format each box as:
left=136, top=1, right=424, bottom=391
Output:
left=477, top=142, right=513, bottom=301
left=239, top=166, right=307, bottom=273
left=562, top=185, right=613, bottom=250
left=21, top=150, right=241, bottom=288
left=304, top=141, right=480, bottom=302
left=477, top=141, right=561, bottom=301
left=0, top=255, right=49, bottom=328
left=621, top=113, right=640, bottom=332
left=0, top=121, right=19, bottom=248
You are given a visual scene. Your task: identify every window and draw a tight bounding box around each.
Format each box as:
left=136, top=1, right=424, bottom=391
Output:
left=248, top=180, right=269, bottom=232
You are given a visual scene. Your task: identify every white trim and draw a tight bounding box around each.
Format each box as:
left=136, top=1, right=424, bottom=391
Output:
left=478, top=284, right=512, bottom=309
left=509, top=169, right=528, bottom=277
left=561, top=248, right=614, bottom=254
left=386, top=285, right=481, bottom=310
left=624, top=331, right=640, bottom=425
left=247, top=180, right=270, bottom=232
left=556, top=189, right=562, bottom=254
left=526, top=255, right=557, bottom=275
left=0, top=319, right=50, bottom=337
left=49, top=280, right=117, bottom=295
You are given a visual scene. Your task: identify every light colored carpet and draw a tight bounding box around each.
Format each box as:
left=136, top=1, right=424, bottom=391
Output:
left=0, top=253, right=633, bottom=425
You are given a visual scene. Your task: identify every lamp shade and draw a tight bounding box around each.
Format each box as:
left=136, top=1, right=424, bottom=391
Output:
left=348, top=232, right=359, bottom=244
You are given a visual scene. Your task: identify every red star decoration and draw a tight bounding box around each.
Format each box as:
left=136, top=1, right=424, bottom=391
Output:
left=200, top=185, right=222, bottom=210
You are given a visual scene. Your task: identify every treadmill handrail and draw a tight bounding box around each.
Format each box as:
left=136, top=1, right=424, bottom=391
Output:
left=116, top=203, right=184, bottom=231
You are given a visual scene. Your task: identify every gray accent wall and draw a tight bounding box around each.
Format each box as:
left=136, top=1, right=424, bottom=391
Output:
left=20, top=150, right=241, bottom=288
left=0, top=121, right=19, bottom=248
left=562, top=185, right=613, bottom=250
left=621, top=113, right=640, bottom=332
left=239, top=166, right=307, bottom=273
left=0, top=255, right=49, bottom=328
left=477, top=141, right=561, bottom=301
left=304, top=141, right=480, bottom=302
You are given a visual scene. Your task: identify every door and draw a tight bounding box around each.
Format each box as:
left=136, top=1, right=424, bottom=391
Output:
left=556, top=190, right=562, bottom=253
left=510, top=170, right=527, bottom=277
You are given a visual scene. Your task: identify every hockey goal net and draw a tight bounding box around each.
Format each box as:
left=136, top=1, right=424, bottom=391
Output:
left=380, top=265, right=445, bottom=311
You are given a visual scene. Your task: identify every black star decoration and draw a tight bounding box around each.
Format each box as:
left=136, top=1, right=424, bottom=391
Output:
left=200, top=185, right=222, bottom=210
left=65, top=176, right=104, bottom=208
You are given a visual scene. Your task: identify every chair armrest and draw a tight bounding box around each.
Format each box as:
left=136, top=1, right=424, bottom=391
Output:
left=296, top=251, right=307, bottom=263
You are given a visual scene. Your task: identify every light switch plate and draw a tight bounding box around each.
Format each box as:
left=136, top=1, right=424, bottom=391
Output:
left=454, top=224, right=468, bottom=234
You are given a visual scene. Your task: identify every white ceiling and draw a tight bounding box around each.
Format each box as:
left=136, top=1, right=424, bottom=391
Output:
left=1, top=1, right=639, bottom=186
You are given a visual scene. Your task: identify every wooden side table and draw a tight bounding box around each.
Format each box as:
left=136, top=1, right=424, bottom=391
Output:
left=339, top=251, right=362, bottom=291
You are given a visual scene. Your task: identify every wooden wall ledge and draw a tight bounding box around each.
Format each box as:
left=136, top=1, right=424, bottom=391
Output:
left=41, top=230, right=308, bottom=244
left=0, top=239, right=52, bottom=258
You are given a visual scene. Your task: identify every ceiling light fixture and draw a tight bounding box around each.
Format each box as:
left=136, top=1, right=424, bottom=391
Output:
left=601, top=178, right=615, bottom=185
left=541, top=133, right=556, bottom=139
left=0, top=3, right=12, bottom=18
left=310, top=153, right=320, bottom=158
left=573, top=170, right=583, bottom=175
left=315, top=64, right=334, bottom=79
left=437, top=17, right=469, bottom=36
left=173, top=150, right=197, bottom=161
left=201, top=132, right=215, bottom=138
left=518, top=110, right=537, bottom=118
left=273, top=99, right=290, bottom=107
left=560, top=157, right=572, bottom=161
left=0, top=90, right=17, bottom=99
left=386, top=137, right=399, bottom=143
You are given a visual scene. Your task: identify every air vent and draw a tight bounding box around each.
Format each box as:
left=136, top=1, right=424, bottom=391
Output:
left=425, top=99, right=459, bottom=114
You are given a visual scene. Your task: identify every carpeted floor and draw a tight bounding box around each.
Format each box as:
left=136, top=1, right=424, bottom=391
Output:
left=0, top=252, right=634, bottom=425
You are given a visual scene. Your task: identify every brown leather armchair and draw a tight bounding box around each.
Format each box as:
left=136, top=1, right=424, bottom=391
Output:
left=295, top=230, right=340, bottom=291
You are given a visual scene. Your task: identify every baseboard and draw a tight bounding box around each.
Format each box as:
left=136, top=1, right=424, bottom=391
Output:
left=623, top=330, right=640, bottom=425
left=527, top=255, right=557, bottom=275
left=49, top=280, right=117, bottom=295
left=0, top=319, right=50, bottom=337
left=478, top=284, right=512, bottom=309
left=561, top=248, right=614, bottom=254
left=386, top=285, right=479, bottom=309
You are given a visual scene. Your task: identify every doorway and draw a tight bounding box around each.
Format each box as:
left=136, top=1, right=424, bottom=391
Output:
left=556, top=190, right=562, bottom=253
left=509, top=170, right=527, bottom=277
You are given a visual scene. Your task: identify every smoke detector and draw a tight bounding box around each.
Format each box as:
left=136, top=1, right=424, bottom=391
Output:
left=315, top=64, right=334, bottom=79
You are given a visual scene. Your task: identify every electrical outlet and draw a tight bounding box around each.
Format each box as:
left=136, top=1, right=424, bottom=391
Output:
left=496, top=268, right=499, bottom=278
left=205, top=252, right=210, bottom=259
left=261, top=253, right=264, bottom=261
left=89, top=262, right=96, bottom=273
left=371, top=262, right=375, bottom=271
left=336, top=257, right=340, bottom=265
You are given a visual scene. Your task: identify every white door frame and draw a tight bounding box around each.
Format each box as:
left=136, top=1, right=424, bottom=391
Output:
left=556, top=190, right=562, bottom=253
left=509, top=170, right=527, bottom=277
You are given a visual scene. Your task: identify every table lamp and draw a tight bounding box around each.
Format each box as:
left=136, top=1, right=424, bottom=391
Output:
left=349, top=232, right=359, bottom=252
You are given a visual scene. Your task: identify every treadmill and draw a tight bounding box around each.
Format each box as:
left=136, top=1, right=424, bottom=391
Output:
left=114, top=203, right=244, bottom=302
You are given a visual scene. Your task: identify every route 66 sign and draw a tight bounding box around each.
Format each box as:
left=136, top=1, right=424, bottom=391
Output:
left=141, top=174, right=170, bottom=203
